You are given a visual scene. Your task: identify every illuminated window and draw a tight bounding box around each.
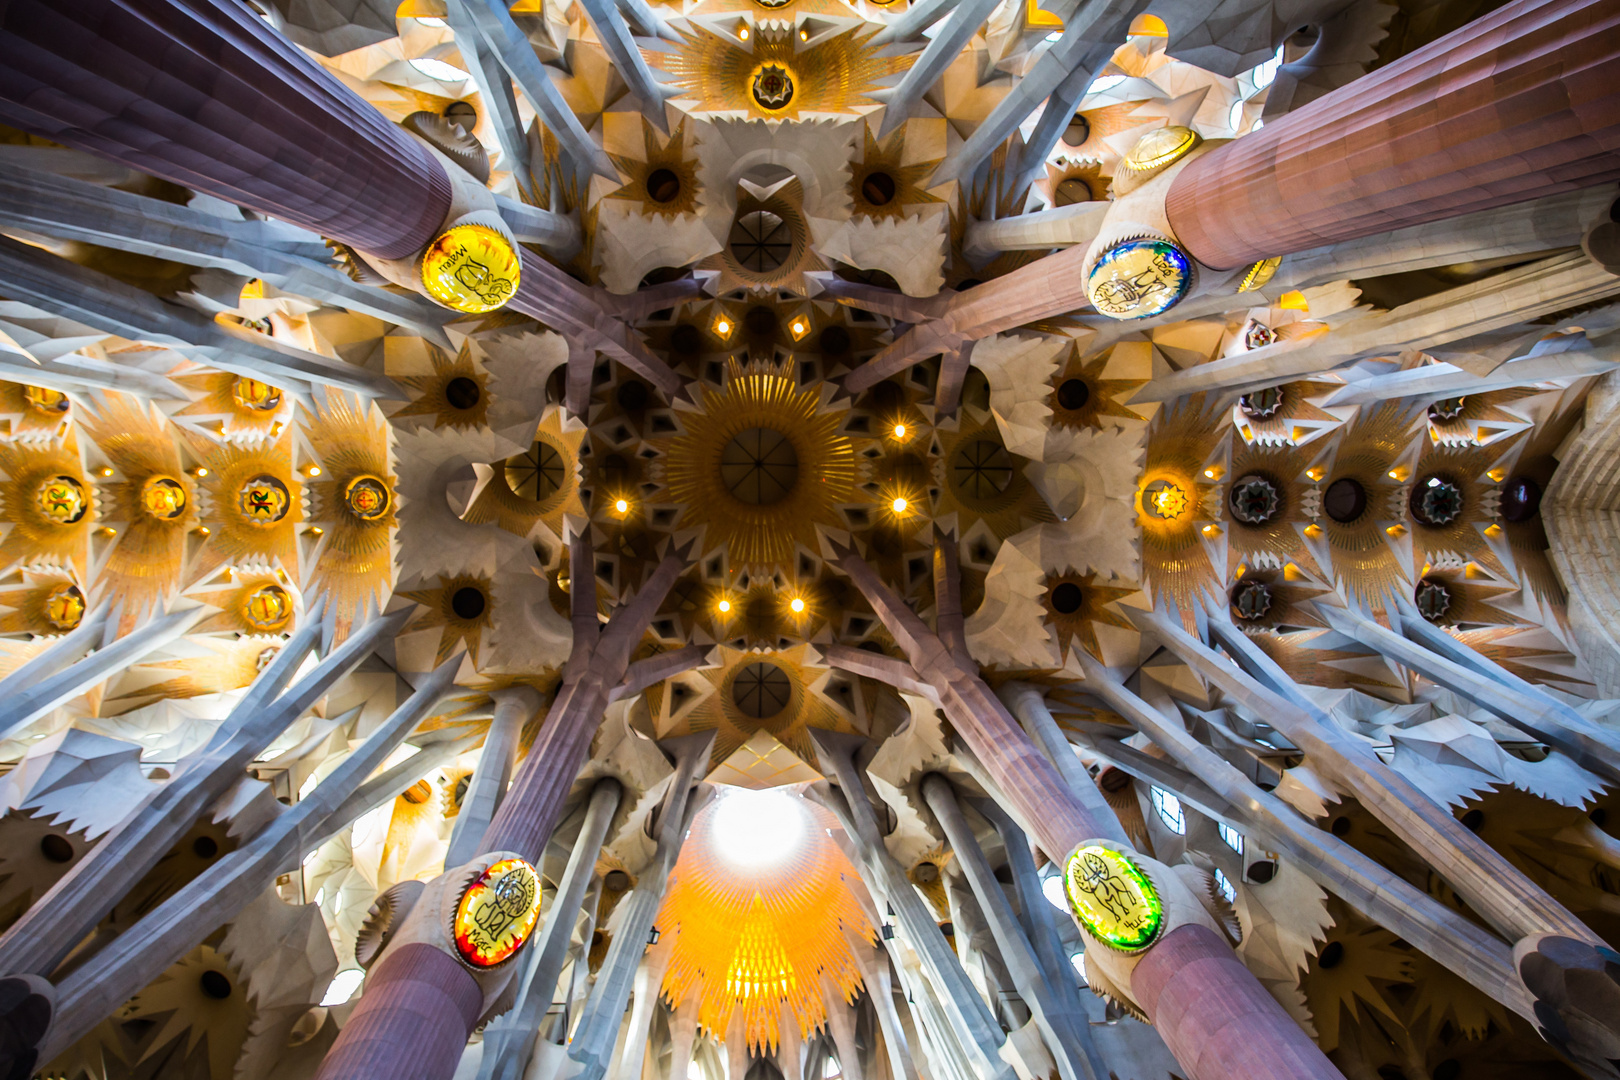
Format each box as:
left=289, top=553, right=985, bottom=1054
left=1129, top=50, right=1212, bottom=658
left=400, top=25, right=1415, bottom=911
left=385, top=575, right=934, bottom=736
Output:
left=1069, top=951, right=1087, bottom=984
left=1218, top=822, right=1243, bottom=854
left=321, top=969, right=365, bottom=1006
left=824, top=1056, right=842, bottom=1079
left=1088, top=74, right=1125, bottom=95
left=1041, top=874, right=1068, bottom=911
left=1249, top=46, right=1283, bottom=91
left=1214, top=868, right=1236, bottom=905
left=409, top=57, right=470, bottom=82
left=1150, top=787, right=1185, bottom=834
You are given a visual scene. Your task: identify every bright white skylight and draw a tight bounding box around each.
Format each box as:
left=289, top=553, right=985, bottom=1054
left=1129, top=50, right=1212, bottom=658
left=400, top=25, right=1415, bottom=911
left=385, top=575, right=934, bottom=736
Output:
left=409, top=57, right=470, bottom=83
left=320, top=969, right=365, bottom=1006
left=710, top=787, right=807, bottom=870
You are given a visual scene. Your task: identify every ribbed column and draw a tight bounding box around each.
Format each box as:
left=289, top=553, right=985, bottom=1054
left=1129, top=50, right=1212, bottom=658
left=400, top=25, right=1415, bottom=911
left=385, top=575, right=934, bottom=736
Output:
left=1166, top=0, right=1620, bottom=269
left=0, top=0, right=452, bottom=259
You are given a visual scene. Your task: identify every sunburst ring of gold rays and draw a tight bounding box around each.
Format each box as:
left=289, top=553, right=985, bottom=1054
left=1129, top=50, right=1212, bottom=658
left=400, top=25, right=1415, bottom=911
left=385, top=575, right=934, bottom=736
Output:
left=1041, top=570, right=1135, bottom=661
left=1049, top=351, right=1147, bottom=430
left=79, top=394, right=197, bottom=623
left=188, top=569, right=303, bottom=636
left=848, top=127, right=944, bottom=222
left=399, top=574, right=496, bottom=666
left=608, top=118, right=702, bottom=219
left=394, top=345, right=491, bottom=430
left=464, top=408, right=586, bottom=542
left=1138, top=400, right=1226, bottom=612
left=173, top=371, right=290, bottom=441
left=1224, top=441, right=1328, bottom=582
left=1318, top=405, right=1421, bottom=609
left=0, top=566, right=86, bottom=635
left=1409, top=439, right=1519, bottom=584
left=644, top=644, right=862, bottom=768
left=304, top=395, right=397, bottom=640
left=0, top=436, right=94, bottom=577
left=185, top=426, right=302, bottom=585
left=657, top=793, right=873, bottom=1052
left=663, top=361, right=858, bottom=569
left=932, top=420, right=1056, bottom=541
left=0, top=381, right=73, bottom=442
left=650, top=27, right=910, bottom=121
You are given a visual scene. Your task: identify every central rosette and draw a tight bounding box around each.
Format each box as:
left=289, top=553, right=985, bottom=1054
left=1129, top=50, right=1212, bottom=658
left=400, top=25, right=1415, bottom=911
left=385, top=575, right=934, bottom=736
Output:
left=663, top=362, right=861, bottom=569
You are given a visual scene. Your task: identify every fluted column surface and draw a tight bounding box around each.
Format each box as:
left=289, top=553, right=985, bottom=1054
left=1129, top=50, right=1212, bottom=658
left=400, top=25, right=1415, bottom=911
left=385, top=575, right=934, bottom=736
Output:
left=0, top=0, right=451, bottom=259
left=1167, top=0, right=1620, bottom=269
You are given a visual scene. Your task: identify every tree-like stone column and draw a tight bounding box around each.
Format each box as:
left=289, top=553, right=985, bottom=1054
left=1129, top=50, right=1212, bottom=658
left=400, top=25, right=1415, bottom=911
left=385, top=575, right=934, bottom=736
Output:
left=0, top=0, right=452, bottom=260
left=314, top=531, right=698, bottom=1080
left=1165, top=0, right=1620, bottom=269
left=824, top=537, right=1344, bottom=1080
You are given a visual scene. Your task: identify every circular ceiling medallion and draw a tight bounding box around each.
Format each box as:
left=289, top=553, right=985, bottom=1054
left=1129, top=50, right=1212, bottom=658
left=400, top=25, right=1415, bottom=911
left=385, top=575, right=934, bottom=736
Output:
left=242, top=584, right=293, bottom=631
left=1086, top=238, right=1192, bottom=321
left=732, top=661, right=792, bottom=719
left=1142, top=478, right=1188, bottom=521
left=1239, top=385, right=1282, bottom=418
left=344, top=474, right=392, bottom=521
left=1428, top=397, right=1466, bottom=422
left=232, top=377, right=282, bottom=412
left=720, top=429, right=800, bottom=506
left=505, top=439, right=569, bottom=504
left=1232, top=580, right=1272, bottom=620
left=452, top=857, right=542, bottom=968
left=43, top=582, right=85, bottom=631
left=1501, top=475, right=1542, bottom=523
left=728, top=210, right=793, bottom=275
left=1415, top=578, right=1452, bottom=622
left=140, top=476, right=188, bottom=520
left=420, top=223, right=521, bottom=313
left=444, top=376, right=481, bottom=410
left=24, top=386, right=69, bottom=415
left=238, top=475, right=291, bottom=526
left=751, top=63, right=796, bottom=111
left=1411, top=476, right=1463, bottom=526
left=951, top=440, right=1013, bottom=500
left=36, top=475, right=88, bottom=525
left=1228, top=474, right=1280, bottom=525
left=1323, top=477, right=1367, bottom=524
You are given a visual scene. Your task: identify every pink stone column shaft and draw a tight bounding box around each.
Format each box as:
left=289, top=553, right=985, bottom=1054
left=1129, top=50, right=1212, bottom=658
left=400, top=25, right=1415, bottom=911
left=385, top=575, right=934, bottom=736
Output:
left=0, top=0, right=453, bottom=259
left=1166, top=0, right=1620, bottom=270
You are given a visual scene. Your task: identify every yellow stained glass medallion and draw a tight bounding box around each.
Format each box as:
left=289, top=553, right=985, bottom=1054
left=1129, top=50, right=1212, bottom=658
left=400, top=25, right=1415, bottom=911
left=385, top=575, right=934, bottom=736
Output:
left=241, top=584, right=293, bottom=631
left=140, top=476, right=188, bottom=520
left=24, top=386, right=69, bottom=415
left=36, top=475, right=88, bottom=525
left=343, top=474, right=392, bottom=521
left=420, top=224, right=520, bottom=314
left=1121, top=125, right=1200, bottom=174
left=238, top=475, right=291, bottom=526
left=1237, top=257, right=1282, bottom=292
left=1063, top=845, right=1163, bottom=952
left=1087, top=238, right=1193, bottom=320
left=43, top=583, right=86, bottom=631
left=453, top=857, right=542, bottom=968
left=232, top=377, right=283, bottom=411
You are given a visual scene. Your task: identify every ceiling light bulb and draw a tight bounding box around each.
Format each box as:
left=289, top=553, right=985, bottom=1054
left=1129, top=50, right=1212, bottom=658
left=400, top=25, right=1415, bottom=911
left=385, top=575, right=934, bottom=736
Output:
left=194, top=467, right=208, bottom=477
left=715, top=318, right=732, bottom=335
left=306, top=465, right=321, bottom=476
left=893, top=423, right=906, bottom=438
left=717, top=599, right=732, bottom=613
left=892, top=497, right=907, bottom=513
left=790, top=597, right=805, bottom=613
left=615, top=498, right=629, bottom=514
left=738, top=26, right=749, bottom=39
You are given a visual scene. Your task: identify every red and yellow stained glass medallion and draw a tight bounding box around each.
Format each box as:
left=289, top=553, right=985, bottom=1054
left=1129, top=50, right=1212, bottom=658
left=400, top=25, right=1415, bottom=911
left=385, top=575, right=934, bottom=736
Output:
left=452, top=857, right=542, bottom=968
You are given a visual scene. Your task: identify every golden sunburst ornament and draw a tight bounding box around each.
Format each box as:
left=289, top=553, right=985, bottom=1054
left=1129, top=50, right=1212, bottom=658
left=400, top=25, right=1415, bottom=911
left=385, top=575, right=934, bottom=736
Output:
left=464, top=407, right=586, bottom=541
left=1049, top=351, right=1147, bottom=430
left=662, top=360, right=860, bottom=569
left=1138, top=399, right=1223, bottom=614
left=394, top=345, right=492, bottom=431
left=1041, top=570, right=1135, bottom=660
left=184, top=426, right=302, bottom=586
left=173, top=371, right=290, bottom=441
left=651, top=24, right=909, bottom=121
left=304, top=394, right=398, bottom=641
left=606, top=117, right=702, bottom=218
left=0, top=432, right=93, bottom=580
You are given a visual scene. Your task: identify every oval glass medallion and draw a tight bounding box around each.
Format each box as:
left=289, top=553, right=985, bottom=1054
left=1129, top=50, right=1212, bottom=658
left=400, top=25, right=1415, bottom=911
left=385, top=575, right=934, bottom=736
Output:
left=1063, top=845, right=1164, bottom=951
left=421, top=224, right=521, bottom=313
left=453, top=857, right=543, bottom=967
left=1086, top=239, right=1192, bottom=320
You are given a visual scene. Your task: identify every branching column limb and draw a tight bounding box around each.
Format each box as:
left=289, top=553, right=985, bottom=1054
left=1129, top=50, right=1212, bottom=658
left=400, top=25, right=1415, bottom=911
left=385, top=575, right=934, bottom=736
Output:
left=827, top=539, right=1343, bottom=1080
